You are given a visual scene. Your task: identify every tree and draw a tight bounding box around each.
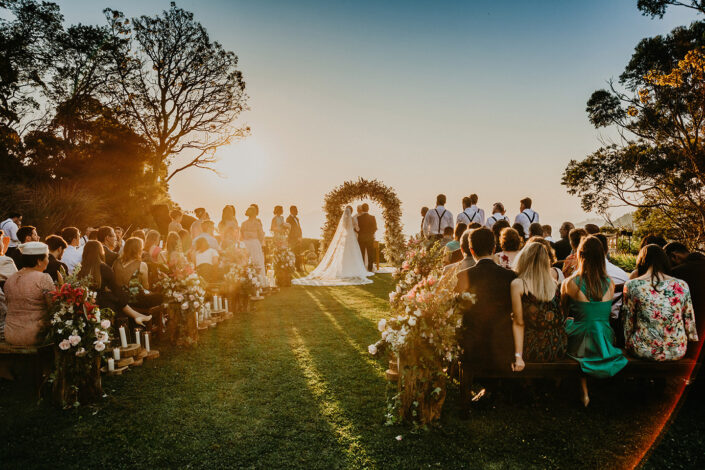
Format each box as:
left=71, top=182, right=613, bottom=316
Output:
left=562, top=21, right=705, bottom=247
left=103, top=2, right=249, bottom=187
left=637, top=0, right=705, bottom=18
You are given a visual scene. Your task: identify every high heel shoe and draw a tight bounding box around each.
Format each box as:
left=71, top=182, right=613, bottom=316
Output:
left=135, top=314, right=152, bottom=327
left=581, top=395, right=590, bottom=408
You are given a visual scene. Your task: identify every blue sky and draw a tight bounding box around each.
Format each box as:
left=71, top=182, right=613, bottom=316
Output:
left=55, top=0, right=701, bottom=236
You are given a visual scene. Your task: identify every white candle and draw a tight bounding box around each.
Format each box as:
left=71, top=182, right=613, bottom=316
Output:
left=135, top=329, right=141, bottom=346
left=225, top=299, right=229, bottom=312
left=119, top=326, right=127, bottom=348
left=144, top=332, right=151, bottom=352
left=113, top=348, right=121, bottom=361
left=108, top=358, right=115, bottom=372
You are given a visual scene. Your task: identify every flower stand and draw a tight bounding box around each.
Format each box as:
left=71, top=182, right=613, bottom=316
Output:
left=51, top=352, right=103, bottom=408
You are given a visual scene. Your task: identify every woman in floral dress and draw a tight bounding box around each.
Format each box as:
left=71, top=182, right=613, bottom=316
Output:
left=622, top=244, right=698, bottom=361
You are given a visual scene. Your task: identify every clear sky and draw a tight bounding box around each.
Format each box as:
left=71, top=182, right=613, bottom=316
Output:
left=55, top=0, right=700, bottom=237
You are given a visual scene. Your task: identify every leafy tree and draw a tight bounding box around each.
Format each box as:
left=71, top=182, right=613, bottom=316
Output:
left=638, top=0, right=705, bottom=18
left=103, top=2, right=249, bottom=187
left=563, top=20, right=705, bottom=247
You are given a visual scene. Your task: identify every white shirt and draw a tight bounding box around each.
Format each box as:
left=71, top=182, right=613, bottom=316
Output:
left=0, top=219, right=19, bottom=247
left=545, top=236, right=555, bottom=243
left=485, top=212, right=509, bottom=229
left=195, top=248, right=219, bottom=267
left=423, top=206, right=454, bottom=237
left=62, top=245, right=84, bottom=274
left=514, top=209, right=539, bottom=238
left=456, top=206, right=485, bottom=226
left=607, top=259, right=629, bottom=319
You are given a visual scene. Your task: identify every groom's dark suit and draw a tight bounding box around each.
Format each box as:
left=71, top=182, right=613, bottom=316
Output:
left=356, top=212, right=377, bottom=272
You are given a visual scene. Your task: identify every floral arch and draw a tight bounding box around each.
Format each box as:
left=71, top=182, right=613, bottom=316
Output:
left=322, top=178, right=406, bottom=266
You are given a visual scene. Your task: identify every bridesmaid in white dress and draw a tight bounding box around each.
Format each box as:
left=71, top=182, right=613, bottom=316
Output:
left=240, top=206, right=266, bottom=286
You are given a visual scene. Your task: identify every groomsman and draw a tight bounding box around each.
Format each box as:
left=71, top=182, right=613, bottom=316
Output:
left=457, top=194, right=485, bottom=226
left=287, top=206, right=304, bottom=272
left=423, top=194, right=454, bottom=241
left=419, top=207, right=429, bottom=237
left=514, top=197, right=539, bottom=238
left=485, top=202, right=509, bottom=229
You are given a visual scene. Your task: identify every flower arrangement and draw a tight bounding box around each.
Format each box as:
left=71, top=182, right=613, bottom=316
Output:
left=389, top=236, right=446, bottom=312
left=224, top=262, right=261, bottom=298
left=158, top=268, right=206, bottom=345
left=46, top=280, right=114, bottom=408
left=272, top=244, right=296, bottom=287
left=220, top=243, right=250, bottom=267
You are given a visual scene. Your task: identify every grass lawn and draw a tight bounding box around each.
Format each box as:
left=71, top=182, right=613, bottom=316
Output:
left=1, top=273, right=704, bottom=469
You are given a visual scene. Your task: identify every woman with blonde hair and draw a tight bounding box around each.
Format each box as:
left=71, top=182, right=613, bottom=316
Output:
left=510, top=243, right=567, bottom=371
left=143, top=229, right=164, bottom=264
left=114, top=237, right=149, bottom=289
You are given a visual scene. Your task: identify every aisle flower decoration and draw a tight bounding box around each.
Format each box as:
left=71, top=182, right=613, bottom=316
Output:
left=46, top=279, right=114, bottom=408
left=158, top=265, right=206, bottom=346
left=272, top=245, right=296, bottom=287
left=223, top=262, right=261, bottom=311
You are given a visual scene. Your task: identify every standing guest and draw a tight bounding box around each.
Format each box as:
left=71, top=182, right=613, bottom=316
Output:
left=491, top=219, right=510, bottom=252
left=287, top=206, right=304, bottom=272
left=510, top=243, right=567, bottom=363
left=423, top=194, right=454, bottom=241
left=457, top=228, right=516, bottom=414
left=528, top=222, right=544, bottom=239
left=495, top=227, right=523, bottom=269
left=419, top=207, right=429, bottom=237
left=9, top=225, right=40, bottom=269
left=270, top=205, right=287, bottom=236
left=114, top=226, right=125, bottom=251
left=485, top=202, right=509, bottom=229
left=552, top=222, right=575, bottom=261
left=457, top=194, right=485, bottom=226
left=78, top=241, right=151, bottom=326
left=194, top=220, right=219, bottom=250
left=242, top=206, right=266, bottom=286
left=562, top=236, right=627, bottom=406
left=220, top=226, right=239, bottom=251
left=584, top=224, right=601, bottom=235
left=514, top=197, right=539, bottom=239
left=45, top=235, right=68, bottom=284
left=445, top=222, right=467, bottom=265
left=190, top=207, right=207, bottom=239
left=97, top=226, right=119, bottom=266
left=59, top=227, right=83, bottom=274
left=665, top=242, right=705, bottom=358
left=622, top=245, right=698, bottom=361
left=168, top=209, right=184, bottom=234
left=218, top=205, right=239, bottom=234
left=562, top=228, right=588, bottom=278
left=143, top=229, right=164, bottom=263
left=3, top=242, right=54, bottom=346
left=543, top=225, right=555, bottom=243
left=0, top=232, right=18, bottom=282
left=0, top=212, right=22, bottom=255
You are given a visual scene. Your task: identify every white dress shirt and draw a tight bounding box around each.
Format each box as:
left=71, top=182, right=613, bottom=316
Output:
left=485, top=212, right=509, bottom=229
left=607, top=259, right=629, bottom=319
left=456, top=206, right=485, bottom=226
left=423, top=206, right=454, bottom=237
left=62, top=245, right=84, bottom=274
left=514, top=209, right=539, bottom=237
left=0, top=219, right=19, bottom=247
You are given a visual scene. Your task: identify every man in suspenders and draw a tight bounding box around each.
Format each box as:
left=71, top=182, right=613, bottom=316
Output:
left=513, top=197, right=539, bottom=239
left=422, top=194, right=454, bottom=241
left=457, top=194, right=485, bottom=226
left=485, top=202, right=509, bottom=229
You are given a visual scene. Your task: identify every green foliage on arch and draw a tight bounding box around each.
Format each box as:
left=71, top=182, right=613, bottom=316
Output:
left=322, top=178, right=406, bottom=266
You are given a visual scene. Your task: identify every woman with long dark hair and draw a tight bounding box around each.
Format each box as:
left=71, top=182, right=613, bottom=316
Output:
left=622, top=245, right=697, bottom=361
left=562, top=236, right=627, bottom=406
left=219, top=205, right=238, bottom=235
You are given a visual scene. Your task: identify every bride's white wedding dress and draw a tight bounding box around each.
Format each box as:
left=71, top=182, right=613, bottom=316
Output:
left=293, top=207, right=373, bottom=286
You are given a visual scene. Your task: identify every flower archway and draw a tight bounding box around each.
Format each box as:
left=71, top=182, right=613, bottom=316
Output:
left=322, top=178, right=406, bottom=266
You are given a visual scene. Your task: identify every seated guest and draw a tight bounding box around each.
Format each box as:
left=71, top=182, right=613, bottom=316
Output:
left=485, top=202, right=509, bottom=229
left=528, top=222, right=544, bottom=239
left=440, top=226, right=454, bottom=247
left=510, top=242, right=566, bottom=364
left=445, top=223, right=466, bottom=265
left=3, top=242, right=54, bottom=346
left=622, top=244, right=697, bottom=361
left=594, top=233, right=629, bottom=327
left=562, top=236, right=627, bottom=407
left=640, top=233, right=667, bottom=249
left=59, top=227, right=83, bottom=274
left=562, top=228, right=588, bottom=278
left=132, top=229, right=146, bottom=241
left=446, top=229, right=476, bottom=287
left=97, top=226, right=119, bottom=266
left=194, top=220, right=220, bottom=250
left=584, top=223, right=600, bottom=235
left=143, top=229, right=167, bottom=265
left=665, top=242, right=705, bottom=358
left=0, top=287, right=7, bottom=341
left=114, top=226, right=125, bottom=252
left=552, top=222, right=575, bottom=261
left=512, top=222, right=526, bottom=241
left=527, top=236, right=564, bottom=282
left=495, top=227, right=522, bottom=269
left=165, top=231, right=189, bottom=270
left=194, top=237, right=220, bottom=282
left=491, top=219, right=510, bottom=252
left=168, top=209, right=184, bottom=234
left=86, top=228, right=99, bottom=241
left=45, top=235, right=68, bottom=284
left=542, top=225, right=554, bottom=243
left=8, top=225, right=39, bottom=269
left=78, top=241, right=151, bottom=326
left=0, top=233, right=18, bottom=282
left=458, top=228, right=516, bottom=411
left=178, top=228, right=192, bottom=255
left=113, top=237, right=163, bottom=310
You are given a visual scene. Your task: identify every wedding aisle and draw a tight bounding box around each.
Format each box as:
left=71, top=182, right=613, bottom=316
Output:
left=1, top=275, right=703, bottom=468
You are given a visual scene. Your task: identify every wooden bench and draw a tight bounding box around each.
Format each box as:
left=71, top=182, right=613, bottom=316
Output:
left=0, top=342, right=54, bottom=393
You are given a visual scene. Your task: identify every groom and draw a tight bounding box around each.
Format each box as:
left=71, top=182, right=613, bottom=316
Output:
left=356, top=203, right=377, bottom=272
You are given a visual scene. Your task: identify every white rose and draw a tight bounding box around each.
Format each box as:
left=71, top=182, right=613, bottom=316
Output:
left=181, top=302, right=189, bottom=311
left=377, top=318, right=387, bottom=332
left=194, top=301, right=200, bottom=308
left=414, top=309, right=422, bottom=317
left=408, top=316, right=417, bottom=326
left=381, top=331, right=389, bottom=340
left=94, top=341, right=105, bottom=352
left=368, top=344, right=378, bottom=355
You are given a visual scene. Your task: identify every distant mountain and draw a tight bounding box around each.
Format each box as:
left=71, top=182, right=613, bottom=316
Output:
left=576, top=212, right=634, bottom=229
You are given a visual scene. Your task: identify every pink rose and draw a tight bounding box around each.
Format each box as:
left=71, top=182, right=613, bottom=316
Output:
left=100, top=319, right=111, bottom=329
left=94, top=341, right=106, bottom=352
left=59, top=339, right=71, bottom=351
left=68, top=335, right=81, bottom=346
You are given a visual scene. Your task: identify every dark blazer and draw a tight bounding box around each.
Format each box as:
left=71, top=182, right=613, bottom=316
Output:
left=458, top=258, right=517, bottom=371
left=357, top=213, right=377, bottom=242
left=104, top=246, right=119, bottom=267
left=45, top=254, right=68, bottom=283
left=552, top=237, right=571, bottom=261
left=672, top=252, right=705, bottom=343
left=286, top=214, right=302, bottom=242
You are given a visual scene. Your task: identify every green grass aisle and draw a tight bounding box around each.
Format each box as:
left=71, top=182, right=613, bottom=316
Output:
left=2, top=273, right=704, bottom=469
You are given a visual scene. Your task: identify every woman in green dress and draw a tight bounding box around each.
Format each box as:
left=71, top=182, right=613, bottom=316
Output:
left=561, top=236, right=627, bottom=407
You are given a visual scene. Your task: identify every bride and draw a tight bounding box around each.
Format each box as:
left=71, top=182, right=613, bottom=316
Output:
left=293, top=206, right=373, bottom=286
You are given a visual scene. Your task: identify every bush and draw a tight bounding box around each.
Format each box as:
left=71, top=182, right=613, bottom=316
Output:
left=610, top=253, right=637, bottom=273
